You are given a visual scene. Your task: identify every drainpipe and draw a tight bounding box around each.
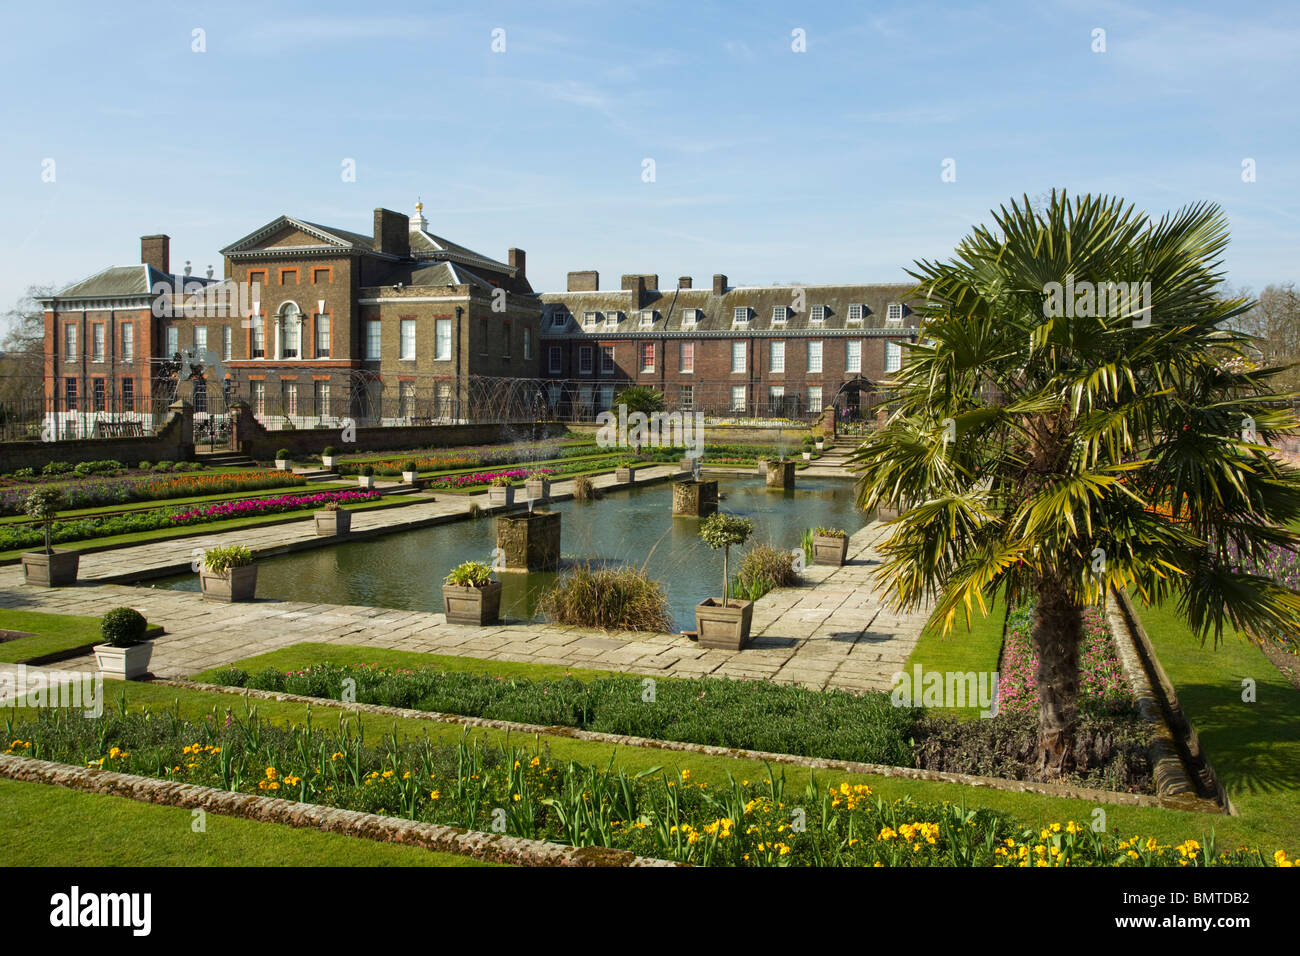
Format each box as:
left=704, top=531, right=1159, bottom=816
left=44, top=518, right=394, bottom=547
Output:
left=455, top=305, right=464, bottom=420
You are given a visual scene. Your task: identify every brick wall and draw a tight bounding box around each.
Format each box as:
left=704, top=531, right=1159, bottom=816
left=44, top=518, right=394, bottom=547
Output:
left=0, top=403, right=193, bottom=472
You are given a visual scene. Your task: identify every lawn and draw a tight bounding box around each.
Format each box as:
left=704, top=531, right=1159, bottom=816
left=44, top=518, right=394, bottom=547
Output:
left=901, top=590, right=1007, bottom=718
left=0, top=777, right=496, bottom=867
left=1128, top=596, right=1300, bottom=856
left=0, top=609, right=160, bottom=664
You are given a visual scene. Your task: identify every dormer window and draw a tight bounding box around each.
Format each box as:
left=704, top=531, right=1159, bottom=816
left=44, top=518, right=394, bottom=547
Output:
left=733, top=306, right=750, bottom=326
left=605, top=311, right=621, bottom=328
left=638, top=310, right=657, bottom=327
left=583, top=311, right=599, bottom=327
left=551, top=311, right=569, bottom=330
left=847, top=304, right=865, bottom=323
left=681, top=308, right=700, bottom=326
left=772, top=306, right=789, bottom=324
left=810, top=305, right=825, bottom=323
left=886, top=303, right=904, bottom=326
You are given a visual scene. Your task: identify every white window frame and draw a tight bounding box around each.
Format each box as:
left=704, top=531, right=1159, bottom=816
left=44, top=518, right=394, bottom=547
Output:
left=604, top=311, right=621, bottom=329
left=886, top=340, right=903, bottom=373
left=638, top=310, right=656, bottom=327
left=679, top=384, right=694, bottom=408
left=120, top=322, right=134, bottom=362
left=584, top=311, right=599, bottom=328
left=846, top=339, right=862, bottom=374
left=770, top=340, right=785, bottom=373
left=847, top=304, right=865, bottom=324
left=730, top=340, right=746, bottom=373
left=92, top=323, right=105, bottom=363
left=165, top=325, right=179, bottom=357
left=548, top=345, right=563, bottom=374
left=810, top=304, right=825, bottom=324
left=772, top=306, right=788, bottom=324
left=222, top=325, right=232, bottom=361
left=733, top=306, right=750, bottom=326
left=523, top=326, right=532, bottom=360
left=578, top=345, right=594, bottom=375
left=399, top=319, right=416, bottom=361
left=194, top=325, right=208, bottom=355
left=807, top=339, right=823, bottom=373
left=600, top=344, right=615, bottom=374
left=886, top=303, right=904, bottom=326
left=730, top=385, right=746, bottom=412
left=365, top=320, right=382, bottom=361
left=679, top=340, right=694, bottom=374
left=64, top=324, right=77, bottom=362
left=640, top=341, right=655, bottom=373
left=681, top=308, right=699, bottom=327
left=434, top=318, right=451, bottom=361
left=807, top=385, right=823, bottom=414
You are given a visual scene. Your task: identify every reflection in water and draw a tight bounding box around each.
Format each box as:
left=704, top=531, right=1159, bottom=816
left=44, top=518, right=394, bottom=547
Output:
left=151, top=476, right=867, bottom=630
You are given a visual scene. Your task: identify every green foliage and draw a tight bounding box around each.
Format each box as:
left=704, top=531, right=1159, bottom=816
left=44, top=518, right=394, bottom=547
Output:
left=489, top=475, right=514, bottom=487
left=699, top=513, right=754, bottom=550
left=22, top=487, right=62, bottom=553
left=733, top=543, right=800, bottom=601
left=275, top=449, right=290, bottom=460
left=360, top=465, right=375, bottom=477
left=323, top=446, right=337, bottom=458
left=814, top=526, right=847, bottom=538
left=100, top=607, right=148, bottom=648
left=445, top=561, right=494, bottom=588
left=401, top=460, right=417, bottom=472
left=538, top=563, right=674, bottom=632
left=572, top=476, right=596, bottom=500
left=203, top=545, right=254, bottom=574
left=612, top=384, right=666, bottom=417
left=41, top=461, right=72, bottom=477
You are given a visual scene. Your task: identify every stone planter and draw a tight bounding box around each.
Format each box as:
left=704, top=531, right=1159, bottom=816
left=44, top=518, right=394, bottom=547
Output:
left=765, top=460, right=795, bottom=490
left=802, top=451, right=813, bottom=461
left=358, top=475, right=376, bottom=490
left=524, top=477, right=551, bottom=502
left=616, top=467, right=634, bottom=483
left=275, top=459, right=289, bottom=471
left=815, top=440, right=825, bottom=451
left=695, top=598, right=755, bottom=650
left=442, top=581, right=502, bottom=626
left=672, top=480, right=718, bottom=517
left=93, top=642, right=154, bottom=680
left=314, top=509, right=352, bottom=536
left=322, top=456, right=337, bottom=469
left=20, top=549, right=79, bottom=587
left=755, top=459, right=769, bottom=476
left=402, top=470, right=419, bottom=484
left=200, top=564, right=258, bottom=602
left=488, top=485, right=515, bottom=507
left=496, top=511, right=561, bottom=571
left=812, top=534, right=849, bottom=566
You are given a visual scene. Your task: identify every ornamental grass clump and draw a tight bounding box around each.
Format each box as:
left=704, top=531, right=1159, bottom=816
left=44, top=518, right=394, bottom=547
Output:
left=537, top=563, right=674, bottom=632
left=732, top=543, right=800, bottom=601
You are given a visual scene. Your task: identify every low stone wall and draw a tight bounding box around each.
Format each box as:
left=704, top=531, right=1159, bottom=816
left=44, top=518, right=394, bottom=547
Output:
left=0, top=754, right=678, bottom=867
left=231, top=409, right=569, bottom=462
left=0, top=404, right=192, bottom=473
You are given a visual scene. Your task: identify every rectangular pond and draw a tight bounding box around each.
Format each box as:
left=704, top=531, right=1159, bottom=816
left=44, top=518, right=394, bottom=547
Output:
left=147, top=475, right=869, bottom=630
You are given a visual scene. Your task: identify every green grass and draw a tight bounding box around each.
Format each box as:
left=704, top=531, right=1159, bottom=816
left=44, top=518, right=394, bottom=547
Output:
left=1129, top=597, right=1300, bottom=856
left=901, top=590, right=1007, bottom=718
left=0, top=777, right=496, bottom=867
left=0, top=609, right=164, bottom=663
left=191, top=641, right=642, bottom=684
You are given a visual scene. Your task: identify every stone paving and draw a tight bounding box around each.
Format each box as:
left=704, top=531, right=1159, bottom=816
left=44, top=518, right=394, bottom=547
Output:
left=0, top=451, right=929, bottom=694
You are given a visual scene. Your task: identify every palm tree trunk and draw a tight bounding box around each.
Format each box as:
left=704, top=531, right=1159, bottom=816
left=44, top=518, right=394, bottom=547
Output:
left=1032, top=575, right=1084, bottom=776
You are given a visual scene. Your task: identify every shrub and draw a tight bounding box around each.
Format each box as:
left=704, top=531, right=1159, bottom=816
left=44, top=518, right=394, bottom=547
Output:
left=41, top=461, right=72, bottom=476
left=401, top=460, right=417, bottom=472
left=361, top=464, right=375, bottom=477
left=137, top=461, right=152, bottom=470
left=276, top=449, right=290, bottom=460
left=445, top=561, right=494, bottom=588
left=323, top=446, right=337, bottom=458
left=100, top=607, right=149, bottom=648
left=538, top=563, right=674, bottom=632
left=153, top=461, right=174, bottom=472
left=12, top=467, right=36, bottom=480
left=203, top=545, right=254, bottom=574
left=733, top=543, right=800, bottom=601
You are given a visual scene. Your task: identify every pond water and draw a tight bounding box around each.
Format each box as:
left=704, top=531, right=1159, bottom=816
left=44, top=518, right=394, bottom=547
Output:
left=149, top=476, right=868, bottom=630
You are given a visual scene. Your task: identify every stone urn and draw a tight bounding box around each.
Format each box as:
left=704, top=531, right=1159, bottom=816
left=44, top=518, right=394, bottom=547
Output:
left=672, top=480, right=718, bottom=517
left=524, top=476, right=551, bottom=502
left=488, top=484, right=515, bottom=507
left=496, top=511, right=561, bottom=571
left=695, top=598, right=754, bottom=650
left=442, top=581, right=503, bottom=626
left=200, top=564, right=258, bottom=602
left=93, top=641, right=155, bottom=680
left=314, top=509, right=352, bottom=536
left=812, top=533, right=849, bottom=566
left=402, top=470, right=419, bottom=484
left=20, top=550, right=79, bottom=587
left=615, top=466, right=634, bottom=483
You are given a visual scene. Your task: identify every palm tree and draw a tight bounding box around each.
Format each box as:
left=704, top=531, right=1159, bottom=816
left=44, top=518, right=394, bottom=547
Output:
left=850, top=191, right=1300, bottom=775
left=613, top=384, right=666, bottom=417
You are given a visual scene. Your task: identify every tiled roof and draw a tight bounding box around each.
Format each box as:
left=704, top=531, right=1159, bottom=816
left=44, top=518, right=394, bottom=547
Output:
left=50, top=266, right=220, bottom=300
left=409, top=228, right=514, bottom=275
left=539, top=282, right=922, bottom=335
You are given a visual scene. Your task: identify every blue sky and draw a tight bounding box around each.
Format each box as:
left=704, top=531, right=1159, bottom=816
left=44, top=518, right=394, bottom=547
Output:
left=1, top=0, right=1297, bottom=322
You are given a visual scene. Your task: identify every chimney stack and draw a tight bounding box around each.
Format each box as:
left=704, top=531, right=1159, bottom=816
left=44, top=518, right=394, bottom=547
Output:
left=621, top=274, right=647, bottom=308
left=141, top=235, right=170, bottom=275
left=508, top=248, right=526, bottom=279
left=678, top=276, right=692, bottom=289
left=712, top=273, right=727, bottom=295
left=567, top=270, right=599, bottom=292
left=373, top=208, right=410, bottom=257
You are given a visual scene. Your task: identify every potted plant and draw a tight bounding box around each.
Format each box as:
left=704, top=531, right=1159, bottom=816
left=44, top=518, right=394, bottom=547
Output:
left=92, top=607, right=154, bottom=680
left=801, top=435, right=815, bottom=461
left=486, top=474, right=515, bottom=506
left=442, top=560, right=502, bottom=625
left=275, top=448, right=291, bottom=471
left=812, top=526, right=849, bottom=566
left=20, top=488, right=78, bottom=587
left=358, top=464, right=376, bottom=489
left=199, top=545, right=258, bottom=602
left=694, top=513, right=755, bottom=650
left=615, top=461, right=635, bottom=483
left=401, top=460, right=419, bottom=484
left=322, top=445, right=338, bottom=469
left=314, top=499, right=352, bottom=536
left=813, top=432, right=825, bottom=451
left=524, top=470, right=551, bottom=502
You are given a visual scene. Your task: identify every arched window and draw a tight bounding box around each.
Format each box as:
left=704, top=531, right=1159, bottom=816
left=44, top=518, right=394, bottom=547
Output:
left=279, top=303, right=302, bottom=359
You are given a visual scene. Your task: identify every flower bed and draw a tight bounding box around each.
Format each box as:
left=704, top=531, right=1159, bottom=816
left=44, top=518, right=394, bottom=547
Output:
left=0, top=489, right=377, bottom=551
left=334, top=440, right=600, bottom=477
left=0, top=471, right=306, bottom=517
left=997, top=603, right=1135, bottom=717
left=3, top=709, right=1287, bottom=867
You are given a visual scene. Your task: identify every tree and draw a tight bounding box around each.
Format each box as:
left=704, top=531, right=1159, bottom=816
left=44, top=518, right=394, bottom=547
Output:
left=0, top=284, right=55, bottom=435
left=850, top=190, right=1300, bottom=776
left=1236, top=282, right=1300, bottom=395
left=699, top=513, right=754, bottom=606
left=612, top=384, right=666, bottom=417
